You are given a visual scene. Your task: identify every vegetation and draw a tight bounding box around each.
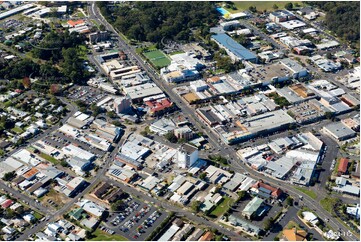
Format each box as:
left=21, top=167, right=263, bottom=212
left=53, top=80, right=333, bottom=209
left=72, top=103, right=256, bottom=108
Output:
left=208, top=154, right=228, bottom=165
left=224, top=1, right=303, bottom=13
left=268, top=93, right=291, bottom=107
left=285, top=196, right=294, bottom=206
left=210, top=197, right=234, bottom=217
left=320, top=197, right=341, bottom=214
left=191, top=200, right=202, bottom=213
left=89, top=229, right=128, bottom=241
left=38, top=153, right=60, bottom=165
left=164, top=132, right=178, bottom=143
left=294, top=187, right=318, bottom=199
left=2, top=171, right=16, bottom=181
left=110, top=200, right=124, bottom=212
left=306, top=1, right=360, bottom=50
left=97, top=1, right=219, bottom=43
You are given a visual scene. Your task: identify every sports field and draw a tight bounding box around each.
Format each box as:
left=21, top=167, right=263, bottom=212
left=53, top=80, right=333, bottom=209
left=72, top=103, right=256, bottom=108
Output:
left=143, top=49, right=171, bottom=68
left=224, top=1, right=303, bottom=13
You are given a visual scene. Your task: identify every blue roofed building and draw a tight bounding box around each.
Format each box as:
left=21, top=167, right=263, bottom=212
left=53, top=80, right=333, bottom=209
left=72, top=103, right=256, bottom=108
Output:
left=211, top=33, right=258, bottom=63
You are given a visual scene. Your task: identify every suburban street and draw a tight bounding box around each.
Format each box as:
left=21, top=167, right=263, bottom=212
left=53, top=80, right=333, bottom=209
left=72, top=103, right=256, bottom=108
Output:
left=87, top=2, right=358, bottom=241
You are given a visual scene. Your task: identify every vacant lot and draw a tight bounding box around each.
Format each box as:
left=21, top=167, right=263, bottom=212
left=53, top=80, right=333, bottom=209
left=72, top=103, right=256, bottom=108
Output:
left=210, top=197, right=234, bottom=217
left=89, top=229, right=128, bottom=241
left=294, top=187, right=317, bottom=199
left=143, top=49, right=171, bottom=68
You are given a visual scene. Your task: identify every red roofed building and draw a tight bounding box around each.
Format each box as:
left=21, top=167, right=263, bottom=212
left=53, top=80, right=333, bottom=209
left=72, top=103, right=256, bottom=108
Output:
left=198, top=231, right=214, bottom=241
left=250, top=180, right=283, bottom=199
left=1, top=199, right=14, bottom=209
left=67, top=20, right=85, bottom=27
left=337, top=158, right=349, bottom=176
left=145, top=98, right=174, bottom=116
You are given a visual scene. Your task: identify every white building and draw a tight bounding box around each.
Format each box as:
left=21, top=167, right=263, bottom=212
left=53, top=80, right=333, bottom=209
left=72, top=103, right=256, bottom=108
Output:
left=176, top=143, right=198, bottom=169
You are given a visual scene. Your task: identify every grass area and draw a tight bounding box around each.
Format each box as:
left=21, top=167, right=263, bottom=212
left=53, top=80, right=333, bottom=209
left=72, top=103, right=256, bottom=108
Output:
left=320, top=197, right=340, bottom=215
left=285, top=220, right=301, bottom=229
left=210, top=197, right=234, bottom=217
left=143, top=49, right=171, bottom=68
left=33, top=211, right=43, bottom=220
left=91, top=19, right=100, bottom=29
left=77, top=11, right=85, bottom=18
left=223, top=1, right=304, bottom=13
left=11, top=126, right=23, bottom=134
left=169, top=50, right=185, bottom=56
left=89, top=229, right=128, bottom=241
left=294, top=187, right=317, bottom=199
left=332, top=158, right=341, bottom=175
left=38, top=153, right=60, bottom=165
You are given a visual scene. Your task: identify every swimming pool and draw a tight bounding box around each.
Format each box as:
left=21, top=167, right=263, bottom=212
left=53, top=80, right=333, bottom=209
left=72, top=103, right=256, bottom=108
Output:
left=216, top=7, right=230, bottom=16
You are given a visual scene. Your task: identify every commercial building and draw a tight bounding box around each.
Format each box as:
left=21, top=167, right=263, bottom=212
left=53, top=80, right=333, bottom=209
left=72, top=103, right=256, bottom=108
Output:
left=149, top=118, right=176, bottom=135
left=176, top=143, right=199, bottom=169
left=114, top=96, right=132, bottom=114
left=211, top=33, right=257, bottom=63
left=89, top=31, right=109, bottom=43
left=145, top=98, right=174, bottom=116
left=250, top=181, right=283, bottom=199
left=123, top=83, right=163, bottom=103
left=323, top=122, right=356, bottom=141
left=279, top=58, right=308, bottom=79
left=242, top=197, right=265, bottom=219
left=220, top=20, right=241, bottom=31
left=161, top=52, right=204, bottom=83
left=0, top=3, right=34, bottom=20
left=234, top=110, right=296, bottom=143
left=269, top=10, right=297, bottom=23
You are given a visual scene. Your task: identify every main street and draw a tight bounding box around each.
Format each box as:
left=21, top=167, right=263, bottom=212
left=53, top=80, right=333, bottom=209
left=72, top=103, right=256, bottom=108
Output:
left=89, top=3, right=358, bottom=240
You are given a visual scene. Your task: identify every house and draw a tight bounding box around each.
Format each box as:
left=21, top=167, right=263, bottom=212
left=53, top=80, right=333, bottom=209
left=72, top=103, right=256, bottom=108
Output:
left=250, top=181, right=283, bottom=199
left=198, top=231, right=214, bottom=241
left=22, top=214, right=36, bottom=223
left=337, top=158, right=349, bottom=176
left=282, top=228, right=307, bottom=241
left=302, top=211, right=319, bottom=226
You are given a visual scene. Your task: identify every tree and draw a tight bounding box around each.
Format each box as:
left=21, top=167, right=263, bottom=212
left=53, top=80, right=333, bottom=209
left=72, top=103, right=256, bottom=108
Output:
left=264, top=218, right=274, bottom=230
left=191, top=200, right=201, bottom=213
left=22, top=77, right=31, bottom=89
left=326, top=52, right=333, bottom=59
left=106, top=111, right=117, bottom=119
left=199, top=172, right=207, bottom=180
left=60, top=160, right=69, bottom=167
left=164, top=132, right=178, bottom=143
left=273, top=4, right=279, bottom=10
left=285, top=2, right=293, bottom=10
left=249, top=6, right=257, bottom=13
left=2, top=171, right=15, bottom=181
left=237, top=190, right=247, bottom=201
left=285, top=196, right=294, bottom=206
left=111, top=200, right=124, bottom=212
left=91, top=104, right=102, bottom=117
left=49, top=84, right=61, bottom=95
left=325, top=111, right=334, bottom=120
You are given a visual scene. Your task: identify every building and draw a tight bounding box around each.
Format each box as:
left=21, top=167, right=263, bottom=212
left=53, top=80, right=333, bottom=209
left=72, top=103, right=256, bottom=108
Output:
left=279, top=58, right=308, bottom=79
left=89, top=31, right=109, bottom=43
left=123, top=83, right=163, bottom=103
left=114, top=96, right=132, bottom=114
left=242, top=197, right=265, bottom=219
left=338, top=158, right=349, bottom=176
left=176, top=143, right=198, bottom=169
left=302, top=211, right=319, bottom=226
left=62, top=177, right=87, bottom=197
left=323, top=122, right=356, bottom=141
left=220, top=20, right=240, bottom=31
left=145, top=98, right=174, bottom=116
left=211, top=33, right=257, bottom=63
left=76, top=199, right=105, bottom=217
left=269, top=10, right=296, bottom=23
left=160, top=52, right=204, bottom=83
left=250, top=181, right=283, bottom=199
left=196, top=107, right=222, bottom=127
left=282, top=228, right=307, bottom=241
left=149, top=118, right=176, bottom=135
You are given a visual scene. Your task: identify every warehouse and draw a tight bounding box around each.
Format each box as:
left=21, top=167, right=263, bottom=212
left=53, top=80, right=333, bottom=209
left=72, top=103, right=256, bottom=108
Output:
left=323, top=122, right=356, bottom=141
left=211, top=33, right=257, bottom=63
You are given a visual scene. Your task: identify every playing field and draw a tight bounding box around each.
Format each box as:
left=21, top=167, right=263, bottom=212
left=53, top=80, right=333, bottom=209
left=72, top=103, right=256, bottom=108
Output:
left=143, top=49, right=171, bottom=68
left=224, top=1, right=304, bottom=13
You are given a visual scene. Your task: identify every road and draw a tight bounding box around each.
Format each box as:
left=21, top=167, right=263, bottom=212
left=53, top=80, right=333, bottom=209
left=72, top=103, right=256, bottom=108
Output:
left=88, top=3, right=359, bottom=241
left=102, top=176, right=247, bottom=240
